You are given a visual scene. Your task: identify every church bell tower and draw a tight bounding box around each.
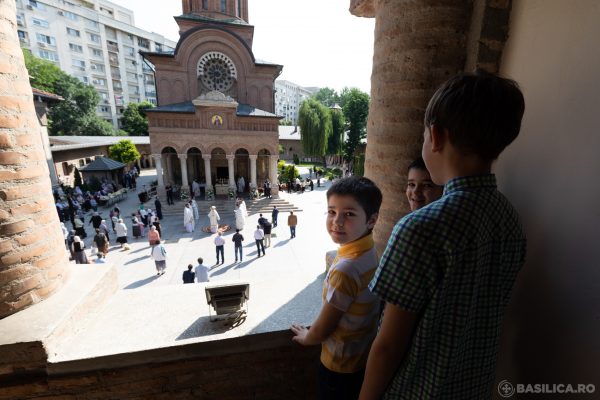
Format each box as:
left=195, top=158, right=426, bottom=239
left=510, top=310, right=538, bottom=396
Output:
left=181, top=0, right=249, bottom=23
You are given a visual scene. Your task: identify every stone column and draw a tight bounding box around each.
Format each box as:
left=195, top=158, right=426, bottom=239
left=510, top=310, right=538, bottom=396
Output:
left=152, top=154, right=164, bottom=188
left=0, top=2, right=70, bottom=318
left=178, top=154, right=188, bottom=188
left=249, top=154, right=258, bottom=187
left=351, top=0, right=472, bottom=253
left=226, top=154, right=235, bottom=188
left=269, top=155, right=279, bottom=196
left=166, top=154, right=174, bottom=184
left=202, top=154, right=212, bottom=187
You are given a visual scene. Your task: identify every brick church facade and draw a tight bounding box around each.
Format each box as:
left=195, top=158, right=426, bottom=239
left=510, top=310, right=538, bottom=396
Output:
left=142, top=0, right=282, bottom=197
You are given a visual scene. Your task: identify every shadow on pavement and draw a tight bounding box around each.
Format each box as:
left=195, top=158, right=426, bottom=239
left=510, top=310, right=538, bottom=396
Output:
left=210, top=261, right=238, bottom=277
left=176, top=313, right=246, bottom=340
left=123, top=274, right=160, bottom=289
left=234, top=258, right=257, bottom=270
left=124, top=255, right=150, bottom=265
left=273, top=239, right=291, bottom=248
left=249, top=272, right=325, bottom=334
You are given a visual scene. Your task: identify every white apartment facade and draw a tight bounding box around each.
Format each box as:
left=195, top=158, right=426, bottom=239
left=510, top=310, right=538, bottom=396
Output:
left=274, top=80, right=316, bottom=124
left=16, top=0, right=177, bottom=129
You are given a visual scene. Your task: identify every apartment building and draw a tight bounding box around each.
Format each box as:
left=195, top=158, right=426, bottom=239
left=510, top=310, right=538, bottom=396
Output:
left=274, top=80, right=317, bottom=124
left=16, top=0, right=177, bottom=129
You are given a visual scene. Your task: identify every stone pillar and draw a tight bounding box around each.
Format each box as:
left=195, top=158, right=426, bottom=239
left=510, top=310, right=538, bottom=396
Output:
left=166, top=154, right=174, bottom=184
left=351, top=0, right=471, bottom=253
left=178, top=154, right=188, bottom=188
left=152, top=154, right=164, bottom=188
left=202, top=154, right=212, bottom=187
left=226, top=154, right=235, bottom=188
left=0, top=2, right=70, bottom=318
left=249, top=154, right=258, bottom=187
left=269, top=155, right=279, bottom=196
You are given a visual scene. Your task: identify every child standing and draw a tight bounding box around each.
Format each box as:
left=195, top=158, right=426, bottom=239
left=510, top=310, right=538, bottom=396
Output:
left=360, top=72, right=527, bottom=399
left=291, top=177, right=383, bottom=400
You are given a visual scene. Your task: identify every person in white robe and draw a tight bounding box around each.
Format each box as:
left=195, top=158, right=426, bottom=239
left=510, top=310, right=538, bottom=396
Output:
left=237, top=176, right=245, bottom=194
left=183, top=203, right=194, bottom=233
left=192, top=180, right=200, bottom=199
left=234, top=205, right=245, bottom=230
left=208, top=206, right=220, bottom=233
left=191, top=199, right=199, bottom=220
left=240, top=199, right=248, bottom=217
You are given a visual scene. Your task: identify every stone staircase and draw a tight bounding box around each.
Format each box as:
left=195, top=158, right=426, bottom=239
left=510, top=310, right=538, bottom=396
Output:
left=156, top=197, right=301, bottom=219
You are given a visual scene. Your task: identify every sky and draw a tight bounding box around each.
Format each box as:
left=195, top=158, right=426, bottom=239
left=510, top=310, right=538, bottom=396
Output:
left=107, top=0, right=375, bottom=94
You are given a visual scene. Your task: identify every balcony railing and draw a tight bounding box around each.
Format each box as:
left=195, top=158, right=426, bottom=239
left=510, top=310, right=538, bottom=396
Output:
left=106, top=43, right=119, bottom=52
left=108, top=57, right=119, bottom=66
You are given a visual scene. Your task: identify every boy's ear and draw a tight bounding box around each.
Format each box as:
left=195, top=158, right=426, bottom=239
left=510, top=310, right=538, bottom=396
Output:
left=367, top=212, right=379, bottom=229
left=430, top=124, right=448, bottom=153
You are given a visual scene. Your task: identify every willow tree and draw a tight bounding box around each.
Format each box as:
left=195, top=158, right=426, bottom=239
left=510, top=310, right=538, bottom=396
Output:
left=298, top=98, right=332, bottom=166
left=327, top=107, right=346, bottom=162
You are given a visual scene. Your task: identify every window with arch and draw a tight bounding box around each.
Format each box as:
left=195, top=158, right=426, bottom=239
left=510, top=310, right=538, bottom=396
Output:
left=220, top=0, right=226, bottom=12
left=202, top=0, right=208, bottom=9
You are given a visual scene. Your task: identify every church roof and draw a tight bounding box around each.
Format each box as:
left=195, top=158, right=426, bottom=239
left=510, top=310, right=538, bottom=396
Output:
left=146, top=102, right=279, bottom=118
left=278, top=125, right=302, bottom=141
left=79, top=157, right=125, bottom=172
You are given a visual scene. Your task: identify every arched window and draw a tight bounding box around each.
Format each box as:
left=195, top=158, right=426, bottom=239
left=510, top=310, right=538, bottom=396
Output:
left=202, top=0, right=208, bottom=10
left=220, top=0, right=226, bottom=13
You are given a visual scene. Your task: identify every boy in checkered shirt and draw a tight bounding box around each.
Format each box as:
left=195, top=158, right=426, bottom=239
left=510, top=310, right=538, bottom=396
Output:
left=360, top=72, right=527, bottom=399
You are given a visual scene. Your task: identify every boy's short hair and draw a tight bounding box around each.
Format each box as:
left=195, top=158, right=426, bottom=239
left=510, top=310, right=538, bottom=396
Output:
left=407, top=156, right=427, bottom=172
left=424, top=71, right=525, bottom=161
left=327, top=176, right=383, bottom=220
left=197, top=257, right=203, bottom=264
left=187, top=264, right=193, bottom=270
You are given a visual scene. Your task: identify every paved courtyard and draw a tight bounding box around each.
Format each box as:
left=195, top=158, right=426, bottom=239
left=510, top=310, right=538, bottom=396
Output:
left=52, top=168, right=338, bottom=361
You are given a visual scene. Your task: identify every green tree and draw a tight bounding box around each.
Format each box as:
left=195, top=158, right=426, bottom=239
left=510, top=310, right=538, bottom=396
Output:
left=340, top=88, right=370, bottom=161
left=23, top=50, right=62, bottom=92
left=279, top=119, right=293, bottom=126
left=120, top=101, right=154, bottom=136
left=327, top=107, right=345, bottom=155
left=23, top=50, right=116, bottom=136
left=312, top=87, right=340, bottom=107
left=73, top=167, right=82, bottom=189
left=298, top=98, right=332, bottom=165
left=108, top=139, right=140, bottom=164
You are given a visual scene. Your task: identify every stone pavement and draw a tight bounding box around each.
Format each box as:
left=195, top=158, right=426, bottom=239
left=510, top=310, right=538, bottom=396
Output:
left=54, top=168, right=338, bottom=362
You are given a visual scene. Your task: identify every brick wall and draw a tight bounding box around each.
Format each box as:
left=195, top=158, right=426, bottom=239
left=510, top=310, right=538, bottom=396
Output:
left=0, top=331, right=320, bottom=400
left=0, top=0, right=69, bottom=318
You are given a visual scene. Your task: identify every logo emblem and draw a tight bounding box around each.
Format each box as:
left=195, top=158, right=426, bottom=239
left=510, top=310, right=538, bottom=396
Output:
left=498, top=380, right=515, bottom=398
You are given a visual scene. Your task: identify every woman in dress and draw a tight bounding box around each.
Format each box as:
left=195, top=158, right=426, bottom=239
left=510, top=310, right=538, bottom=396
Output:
left=73, top=235, right=89, bottom=264
left=115, top=218, right=128, bottom=248
left=148, top=225, right=161, bottom=246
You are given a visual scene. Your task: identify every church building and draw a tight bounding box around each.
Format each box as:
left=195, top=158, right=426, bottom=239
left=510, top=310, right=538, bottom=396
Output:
left=142, top=0, right=282, bottom=197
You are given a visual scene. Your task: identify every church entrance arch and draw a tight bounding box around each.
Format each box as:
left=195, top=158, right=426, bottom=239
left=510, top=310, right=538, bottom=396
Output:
left=161, top=147, right=180, bottom=185
left=187, top=147, right=204, bottom=184
left=257, top=148, right=270, bottom=184
left=235, top=148, right=249, bottom=192
left=210, top=147, right=227, bottom=185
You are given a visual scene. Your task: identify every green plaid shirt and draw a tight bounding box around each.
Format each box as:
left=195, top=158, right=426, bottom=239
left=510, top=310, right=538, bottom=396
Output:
left=370, top=174, right=526, bottom=399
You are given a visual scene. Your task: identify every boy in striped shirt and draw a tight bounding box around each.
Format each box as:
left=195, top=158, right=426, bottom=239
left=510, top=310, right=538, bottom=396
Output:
left=291, top=177, right=382, bottom=399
